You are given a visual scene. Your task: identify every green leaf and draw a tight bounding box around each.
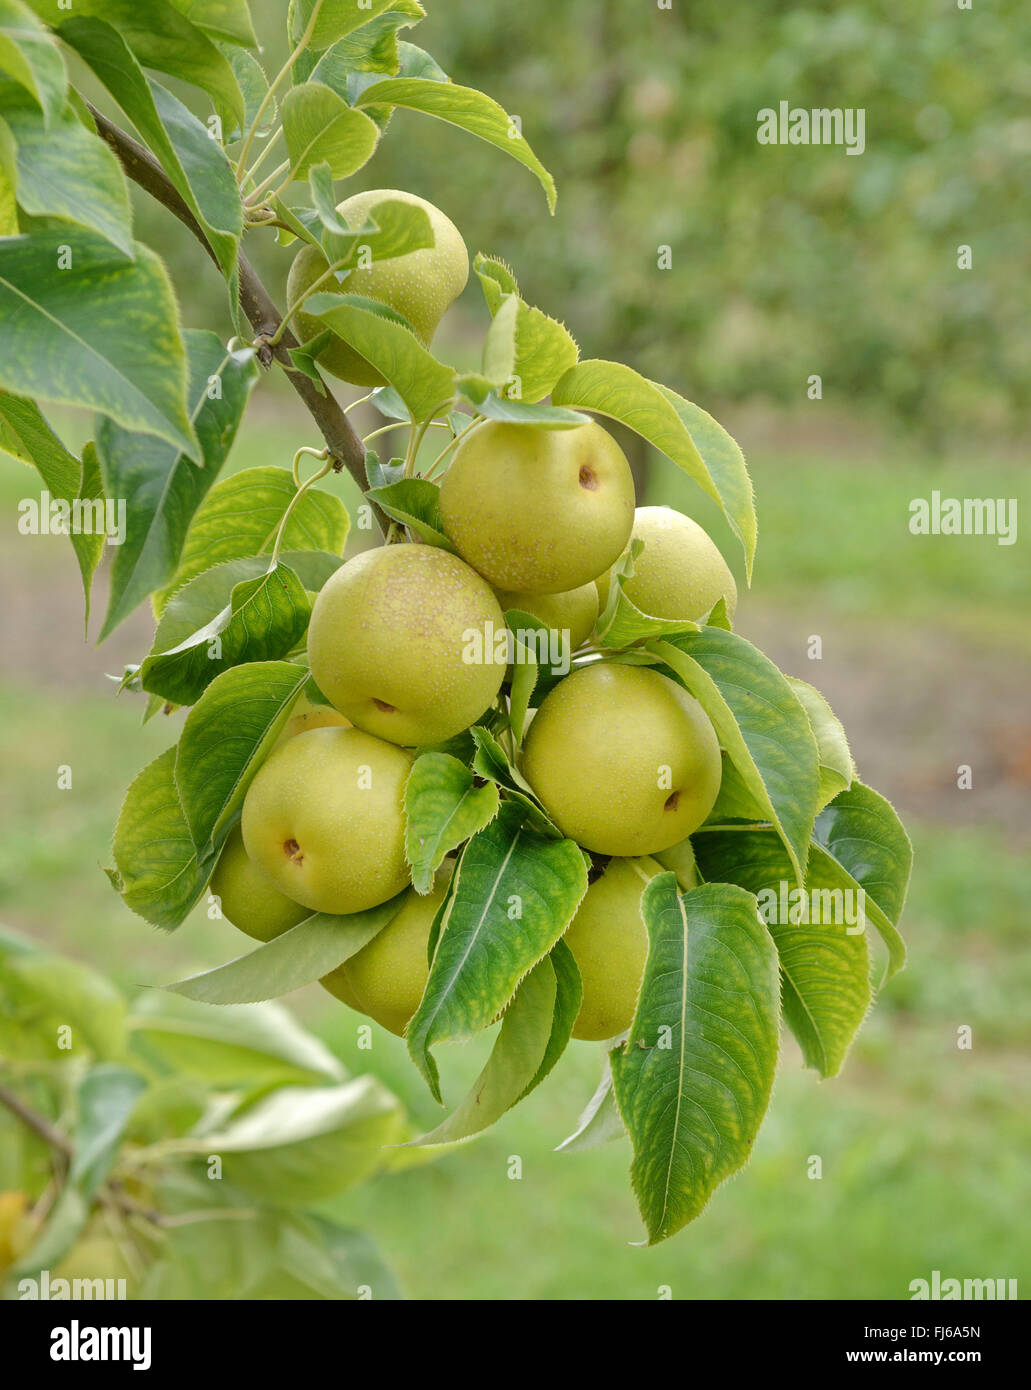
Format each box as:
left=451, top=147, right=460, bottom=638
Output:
left=553, top=360, right=756, bottom=581
left=140, top=563, right=312, bottom=706
left=176, top=1078, right=405, bottom=1203
left=218, top=44, right=274, bottom=144
left=70, top=1064, right=146, bottom=1199
left=518, top=937, right=581, bottom=1102
left=2, top=100, right=133, bottom=255
left=3, top=1185, right=87, bottom=1286
left=28, top=0, right=245, bottom=127
left=292, top=0, right=418, bottom=52
left=0, top=0, right=65, bottom=126
left=652, top=629, right=821, bottom=887
left=316, top=189, right=434, bottom=268
left=404, top=751, right=500, bottom=893
left=128, top=993, right=344, bottom=1086
left=600, top=588, right=701, bottom=647
left=0, top=949, right=126, bottom=1060
left=474, top=257, right=579, bottom=402
left=556, top=1063, right=625, bottom=1153
left=281, top=81, right=379, bottom=182
left=271, top=196, right=321, bottom=248
left=96, top=332, right=258, bottom=640
left=110, top=745, right=211, bottom=930
left=456, top=374, right=588, bottom=428
left=787, top=676, right=855, bottom=812
left=0, top=393, right=103, bottom=625
left=407, top=802, right=588, bottom=1102
left=156, top=465, right=349, bottom=613
left=0, top=230, right=198, bottom=458
left=611, top=877, right=779, bottom=1243
left=409, top=957, right=558, bottom=1146
left=164, top=896, right=405, bottom=1004
left=502, top=611, right=543, bottom=743
left=813, top=781, right=911, bottom=982
left=153, top=550, right=339, bottom=657
left=0, top=117, right=15, bottom=232
left=364, top=449, right=405, bottom=488
left=307, top=293, right=456, bottom=421
left=473, top=253, right=518, bottom=306
left=365, top=477, right=454, bottom=549
left=170, top=0, right=256, bottom=47
left=694, top=828, right=871, bottom=1077
left=61, top=18, right=242, bottom=277
left=304, top=1219, right=402, bottom=1300
left=468, top=725, right=558, bottom=834
left=355, top=76, right=556, bottom=212
left=174, top=660, right=309, bottom=855
left=306, top=13, right=408, bottom=90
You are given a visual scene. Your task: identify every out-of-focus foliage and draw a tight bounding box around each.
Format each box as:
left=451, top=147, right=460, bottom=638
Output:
left=0, top=927, right=405, bottom=1300
left=359, top=0, right=1030, bottom=440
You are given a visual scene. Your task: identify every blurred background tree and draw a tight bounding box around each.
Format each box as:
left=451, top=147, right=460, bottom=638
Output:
left=146, top=0, right=1031, bottom=448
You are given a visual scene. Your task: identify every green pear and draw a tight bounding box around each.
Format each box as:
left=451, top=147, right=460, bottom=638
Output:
left=322, top=863, right=452, bottom=1035
left=0, top=1191, right=28, bottom=1271
left=307, top=543, right=505, bottom=746
left=439, top=421, right=636, bottom=594
left=53, top=1223, right=139, bottom=1291
left=565, top=857, right=664, bottom=1041
left=654, top=835, right=700, bottom=891
left=241, top=727, right=413, bottom=914
left=521, top=662, right=722, bottom=855
left=287, top=188, right=468, bottom=386
left=495, top=582, right=599, bottom=654
left=209, top=825, right=310, bottom=943
left=273, top=692, right=351, bottom=748
left=621, top=506, right=737, bottom=622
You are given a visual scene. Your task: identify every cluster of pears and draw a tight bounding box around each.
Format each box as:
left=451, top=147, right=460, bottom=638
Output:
left=210, top=192, right=738, bottom=1042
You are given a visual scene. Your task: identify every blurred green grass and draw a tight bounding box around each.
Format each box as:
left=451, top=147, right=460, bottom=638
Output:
left=2, top=407, right=1029, bottom=1299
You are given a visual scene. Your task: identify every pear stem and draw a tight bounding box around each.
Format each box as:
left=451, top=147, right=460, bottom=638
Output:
left=242, top=125, right=284, bottom=185
left=271, top=448, right=332, bottom=567
left=424, top=414, right=485, bottom=479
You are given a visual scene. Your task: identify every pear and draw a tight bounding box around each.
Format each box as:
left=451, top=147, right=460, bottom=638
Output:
left=209, top=825, right=310, bottom=942
left=439, top=421, right=636, bottom=593
left=0, top=1191, right=28, bottom=1271
left=495, top=582, right=599, bottom=655
left=564, top=857, right=664, bottom=1041
left=287, top=188, right=468, bottom=386
left=322, top=863, right=453, bottom=1035
left=654, top=835, right=700, bottom=891
left=521, top=663, right=722, bottom=855
left=274, top=692, right=350, bottom=748
left=241, top=727, right=413, bottom=914
left=53, top=1221, right=139, bottom=1291
left=307, top=543, right=505, bottom=746
left=621, top=505, right=737, bottom=622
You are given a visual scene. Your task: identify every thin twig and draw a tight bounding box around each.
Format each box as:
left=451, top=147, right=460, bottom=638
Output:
left=0, top=1080, right=73, bottom=1157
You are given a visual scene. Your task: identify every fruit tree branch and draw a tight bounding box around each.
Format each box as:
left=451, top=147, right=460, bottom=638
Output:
left=0, top=1080, right=73, bottom=1158
left=88, top=105, right=383, bottom=528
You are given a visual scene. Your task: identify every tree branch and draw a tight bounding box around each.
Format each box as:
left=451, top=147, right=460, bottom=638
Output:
left=0, top=1080, right=73, bottom=1158
left=88, top=104, right=383, bottom=528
